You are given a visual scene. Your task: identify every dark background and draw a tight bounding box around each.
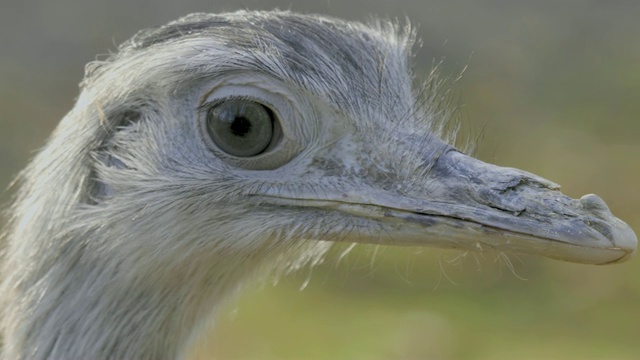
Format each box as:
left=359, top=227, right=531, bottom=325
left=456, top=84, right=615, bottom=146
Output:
left=2, top=1, right=639, bottom=359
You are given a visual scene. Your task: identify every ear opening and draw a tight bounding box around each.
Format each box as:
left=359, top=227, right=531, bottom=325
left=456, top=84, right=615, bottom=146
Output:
left=87, top=107, right=144, bottom=204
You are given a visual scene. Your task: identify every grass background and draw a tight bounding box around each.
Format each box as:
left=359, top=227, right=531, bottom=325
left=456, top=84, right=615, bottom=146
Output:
left=1, top=1, right=639, bottom=359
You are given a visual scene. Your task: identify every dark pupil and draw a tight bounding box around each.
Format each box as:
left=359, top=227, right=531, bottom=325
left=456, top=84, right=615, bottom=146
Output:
left=230, top=117, right=251, bottom=137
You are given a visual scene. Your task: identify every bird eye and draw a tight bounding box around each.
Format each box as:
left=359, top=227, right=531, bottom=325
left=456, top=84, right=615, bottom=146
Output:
left=205, top=99, right=276, bottom=157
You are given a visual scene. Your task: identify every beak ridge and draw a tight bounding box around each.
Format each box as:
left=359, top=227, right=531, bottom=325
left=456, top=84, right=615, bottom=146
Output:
left=408, top=150, right=637, bottom=264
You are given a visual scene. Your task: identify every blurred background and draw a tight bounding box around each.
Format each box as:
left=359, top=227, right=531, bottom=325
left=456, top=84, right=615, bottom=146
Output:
left=1, top=0, right=639, bottom=359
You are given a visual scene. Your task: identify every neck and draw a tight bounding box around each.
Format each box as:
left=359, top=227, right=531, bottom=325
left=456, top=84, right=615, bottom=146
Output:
left=1, top=229, right=327, bottom=360
left=1, top=228, right=255, bottom=360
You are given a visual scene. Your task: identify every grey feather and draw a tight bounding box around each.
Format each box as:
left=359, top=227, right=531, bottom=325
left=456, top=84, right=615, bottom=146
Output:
left=1, top=10, right=635, bottom=360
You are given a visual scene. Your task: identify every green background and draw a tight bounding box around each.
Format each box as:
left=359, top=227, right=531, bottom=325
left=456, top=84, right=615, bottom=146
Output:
left=1, top=1, right=638, bottom=359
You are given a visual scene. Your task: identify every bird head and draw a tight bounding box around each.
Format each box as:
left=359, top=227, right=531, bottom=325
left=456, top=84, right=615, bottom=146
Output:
left=8, top=12, right=637, bottom=290
left=2, top=11, right=637, bottom=360
left=11, top=11, right=637, bottom=290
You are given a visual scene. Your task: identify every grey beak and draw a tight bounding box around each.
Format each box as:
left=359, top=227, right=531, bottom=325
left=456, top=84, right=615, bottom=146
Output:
left=384, top=150, right=637, bottom=264
left=259, top=149, right=636, bottom=265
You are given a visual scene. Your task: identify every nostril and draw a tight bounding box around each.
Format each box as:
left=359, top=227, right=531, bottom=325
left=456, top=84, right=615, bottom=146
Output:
left=580, top=194, right=611, bottom=213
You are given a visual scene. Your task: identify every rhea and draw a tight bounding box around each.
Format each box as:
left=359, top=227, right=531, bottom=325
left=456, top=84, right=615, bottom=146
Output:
left=0, top=11, right=636, bottom=360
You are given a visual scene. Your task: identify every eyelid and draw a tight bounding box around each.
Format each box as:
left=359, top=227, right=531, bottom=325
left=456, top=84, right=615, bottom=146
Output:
left=197, top=95, right=272, bottom=112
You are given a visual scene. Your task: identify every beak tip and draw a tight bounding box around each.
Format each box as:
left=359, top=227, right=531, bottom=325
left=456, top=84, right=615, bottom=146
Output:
left=576, top=193, right=637, bottom=264
left=611, top=221, right=638, bottom=262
